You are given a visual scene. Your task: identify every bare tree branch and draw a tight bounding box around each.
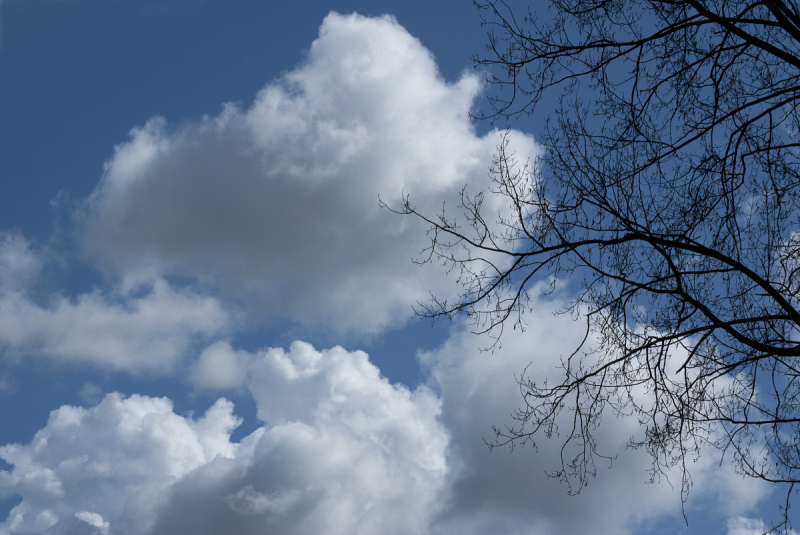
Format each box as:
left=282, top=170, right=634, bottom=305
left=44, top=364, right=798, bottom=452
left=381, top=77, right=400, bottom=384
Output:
left=392, top=1, right=800, bottom=532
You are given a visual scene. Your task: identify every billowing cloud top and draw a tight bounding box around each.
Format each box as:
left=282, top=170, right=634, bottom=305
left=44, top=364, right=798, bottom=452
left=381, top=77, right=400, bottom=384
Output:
left=83, top=12, right=538, bottom=336
left=0, top=323, right=768, bottom=535
left=0, top=343, right=448, bottom=535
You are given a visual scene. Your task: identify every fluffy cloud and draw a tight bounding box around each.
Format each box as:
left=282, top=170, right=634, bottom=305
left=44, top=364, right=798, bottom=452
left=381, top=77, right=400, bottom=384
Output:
left=419, top=289, right=772, bottom=534
left=190, top=340, right=253, bottom=390
left=154, top=342, right=448, bottom=535
left=0, top=343, right=448, bottom=535
left=0, top=233, right=230, bottom=372
left=0, top=394, right=242, bottom=535
left=2, top=318, right=774, bottom=535
left=0, top=325, right=779, bottom=534
left=83, top=12, right=539, bottom=336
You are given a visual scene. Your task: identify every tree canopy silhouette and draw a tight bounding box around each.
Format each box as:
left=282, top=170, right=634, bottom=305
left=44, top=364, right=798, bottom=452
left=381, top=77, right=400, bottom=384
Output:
left=394, top=0, right=800, bottom=529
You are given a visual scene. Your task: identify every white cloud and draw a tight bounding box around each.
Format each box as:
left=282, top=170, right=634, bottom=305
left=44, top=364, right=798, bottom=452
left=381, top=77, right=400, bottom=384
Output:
left=155, top=342, right=448, bottom=535
left=75, top=511, right=110, bottom=534
left=419, top=289, right=772, bottom=535
left=727, top=516, right=766, bottom=535
left=0, top=232, right=41, bottom=293
left=82, top=12, right=539, bottom=337
left=0, top=278, right=230, bottom=373
left=0, top=234, right=231, bottom=373
left=190, top=340, right=253, bottom=390
left=726, top=516, right=798, bottom=535
left=0, top=343, right=449, bottom=535
left=0, top=394, right=242, bottom=535
left=1, top=325, right=773, bottom=535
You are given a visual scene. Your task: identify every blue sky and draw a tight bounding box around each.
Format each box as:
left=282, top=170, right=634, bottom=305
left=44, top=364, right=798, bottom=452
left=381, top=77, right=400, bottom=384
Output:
left=0, top=1, right=781, bottom=534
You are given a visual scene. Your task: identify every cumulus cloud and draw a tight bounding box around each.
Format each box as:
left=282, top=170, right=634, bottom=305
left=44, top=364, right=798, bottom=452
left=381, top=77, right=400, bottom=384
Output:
left=417, top=303, right=675, bottom=534
left=0, top=343, right=448, bottom=535
left=1, top=324, right=771, bottom=535
left=418, top=289, right=772, bottom=535
left=82, top=12, right=539, bottom=336
left=0, top=233, right=230, bottom=373
left=0, top=394, right=242, bottom=535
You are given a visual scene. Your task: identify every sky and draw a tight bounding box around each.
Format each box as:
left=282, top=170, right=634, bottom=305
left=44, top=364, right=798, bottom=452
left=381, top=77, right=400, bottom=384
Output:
left=0, top=1, right=785, bottom=534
